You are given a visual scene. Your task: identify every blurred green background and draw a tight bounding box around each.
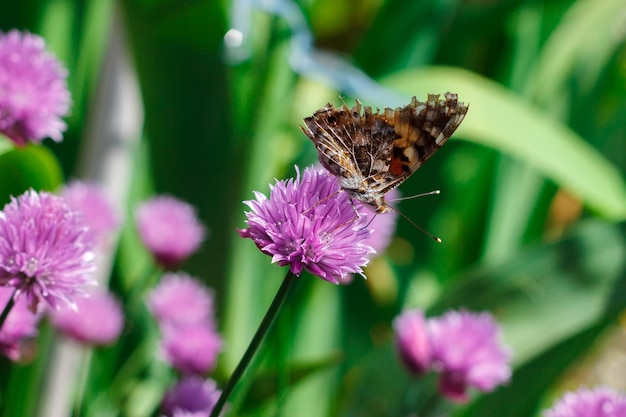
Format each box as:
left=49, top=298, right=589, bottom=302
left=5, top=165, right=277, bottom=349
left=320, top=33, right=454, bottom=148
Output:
left=1, top=0, right=625, bottom=416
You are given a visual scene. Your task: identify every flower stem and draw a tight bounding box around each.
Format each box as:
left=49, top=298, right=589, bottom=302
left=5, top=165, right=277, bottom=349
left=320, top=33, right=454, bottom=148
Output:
left=0, top=288, right=18, bottom=332
left=127, top=264, right=161, bottom=302
left=210, top=270, right=298, bottom=417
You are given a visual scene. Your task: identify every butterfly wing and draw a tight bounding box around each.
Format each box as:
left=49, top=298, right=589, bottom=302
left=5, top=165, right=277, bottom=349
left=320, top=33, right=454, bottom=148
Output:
left=374, top=93, right=469, bottom=193
left=301, top=93, right=468, bottom=210
left=302, top=100, right=400, bottom=175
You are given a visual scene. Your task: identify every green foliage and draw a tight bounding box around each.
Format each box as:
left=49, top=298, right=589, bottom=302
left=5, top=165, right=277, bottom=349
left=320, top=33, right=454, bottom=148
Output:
left=1, top=0, right=625, bottom=416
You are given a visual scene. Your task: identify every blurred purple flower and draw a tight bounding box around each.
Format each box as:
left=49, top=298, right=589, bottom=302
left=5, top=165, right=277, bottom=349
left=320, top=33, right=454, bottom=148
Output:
left=428, top=309, right=511, bottom=402
left=0, top=286, right=40, bottom=361
left=393, top=309, right=432, bottom=375
left=0, top=30, right=70, bottom=146
left=162, top=376, right=221, bottom=417
left=170, top=411, right=208, bottom=417
left=238, top=166, right=375, bottom=284
left=544, top=387, right=626, bottom=417
left=160, top=323, right=223, bottom=375
left=359, top=188, right=399, bottom=255
left=0, top=190, right=96, bottom=312
left=50, top=289, right=124, bottom=346
left=62, top=181, right=120, bottom=248
left=147, top=272, right=215, bottom=327
left=136, top=196, right=205, bottom=268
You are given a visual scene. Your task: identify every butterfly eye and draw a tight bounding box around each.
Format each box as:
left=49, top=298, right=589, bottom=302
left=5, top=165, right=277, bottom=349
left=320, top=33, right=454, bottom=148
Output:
left=326, top=115, right=337, bottom=124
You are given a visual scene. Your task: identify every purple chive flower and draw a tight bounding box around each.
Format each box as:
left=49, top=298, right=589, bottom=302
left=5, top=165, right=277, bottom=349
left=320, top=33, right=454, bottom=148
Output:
left=238, top=166, right=375, bottom=284
left=160, top=323, right=223, bottom=375
left=544, top=387, right=626, bottom=417
left=393, top=309, right=432, bottom=376
left=136, top=196, right=205, bottom=268
left=50, top=289, right=124, bottom=346
left=0, top=30, right=70, bottom=146
left=428, top=310, right=512, bottom=402
left=147, top=274, right=221, bottom=375
left=0, top=286, right=40, bottom=361
left=62, top=181, right=120, bottom=248
left=162, top=376, right=221, bottom=417
left=147, top=273, right=215, bottom=327
left=0, top=190, right=96, bottom=312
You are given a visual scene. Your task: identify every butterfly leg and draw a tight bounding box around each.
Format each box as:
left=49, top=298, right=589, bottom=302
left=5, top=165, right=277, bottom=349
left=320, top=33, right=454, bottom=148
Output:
left=302, top=189, right=343, bottom=216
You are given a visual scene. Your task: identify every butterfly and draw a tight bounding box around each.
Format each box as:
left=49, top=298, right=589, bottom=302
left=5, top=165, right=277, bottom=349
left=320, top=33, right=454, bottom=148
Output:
left=300, top=92, right=468, bottom=213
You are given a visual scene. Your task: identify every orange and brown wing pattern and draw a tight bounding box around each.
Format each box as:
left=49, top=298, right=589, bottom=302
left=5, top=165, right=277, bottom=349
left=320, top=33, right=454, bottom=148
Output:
left=382, top=93, right=468, bottom=185
left=300, top=100, right=395, bottom=184
left=300, top=102, right=362, bottom=182
left=300, top=92, right=468, bottom=211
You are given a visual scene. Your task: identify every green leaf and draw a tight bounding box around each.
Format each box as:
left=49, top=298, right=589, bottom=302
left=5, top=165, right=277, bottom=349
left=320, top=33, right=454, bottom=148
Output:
left=0, top=145, right=64, bottom=200
left=238, top=353, right=343, bottom=413
left=384, top=67, right=626, bottom=220
left=432, top=220, right=626, bottom=364
left=526, top=0, right=626, bottom=102
left=0, top=324, right=54, bottom=417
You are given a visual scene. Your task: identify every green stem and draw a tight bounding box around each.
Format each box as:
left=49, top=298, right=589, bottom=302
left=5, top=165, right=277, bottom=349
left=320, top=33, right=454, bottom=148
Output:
left=127, top=264, right=161, bottom=302
left=0, top=288, right=17, bottom=332
left=210, top=270, right=298, bottom=417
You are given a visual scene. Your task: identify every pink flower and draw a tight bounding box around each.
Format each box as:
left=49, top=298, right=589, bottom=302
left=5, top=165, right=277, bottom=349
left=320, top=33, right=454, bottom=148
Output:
left=135, top=196, right=205, bottom=268
left=147, top=273, right=215, bottom=327
left=393, top=309, right=432, bottom=375
left=50, top=289, right=124, bottom=345
left=147, top=273, right=221, bottom=375
left=162, top=376, right=221, bottom=417
left=544, top=387, right=626, bottom=417
left=238, top=166, right=375, bottom=284
left=393, top=308, right=511, bottom=402
left=0, top=287, right=40, bottom=361
left=160, top=323, right=223, bottom=375
left=0, top=190, right=96, bottom=311
left=62, top=181, right=120, bottom=248
left=0, top=30, right=70, bottom=145
left=428, top=310, right=512, bottom=402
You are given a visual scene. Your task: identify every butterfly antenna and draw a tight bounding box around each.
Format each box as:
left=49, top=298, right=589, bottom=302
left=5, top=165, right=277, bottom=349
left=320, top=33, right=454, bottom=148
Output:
left=388, top=190, right=440, bottom=203
left=385, top=189, right=443, bottom=243
left=364, top=210, right=378, bottom=229
left=395, top=209, right=442, bottom=243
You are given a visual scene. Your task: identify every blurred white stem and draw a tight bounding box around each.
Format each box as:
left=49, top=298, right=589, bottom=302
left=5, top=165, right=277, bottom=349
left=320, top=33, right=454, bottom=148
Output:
left=37, top=3, right=144, bottom=417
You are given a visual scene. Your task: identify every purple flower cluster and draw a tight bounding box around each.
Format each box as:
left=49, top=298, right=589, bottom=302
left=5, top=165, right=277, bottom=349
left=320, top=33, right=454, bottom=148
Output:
left=62, top=181, right=120, bottom=249
left=136, top=196, right=205, bottom=268
left=393, top=308, right=511, bottom=402
left=0, top=190, right=96, bottom=312
left=50, top=289, right=124, bottom=346
left=0, top=30, right=70, bottom=146
left=238, top=166, right=375, bottom=284
left=147, top=273, right=222, bottom=375
left=160, top=323, right=223, bottom=376
left=147, top=272, right=214, bottom=326
left=544, top=387, right=626, bottom=417
left=162, top=376, right=222, bottom=417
